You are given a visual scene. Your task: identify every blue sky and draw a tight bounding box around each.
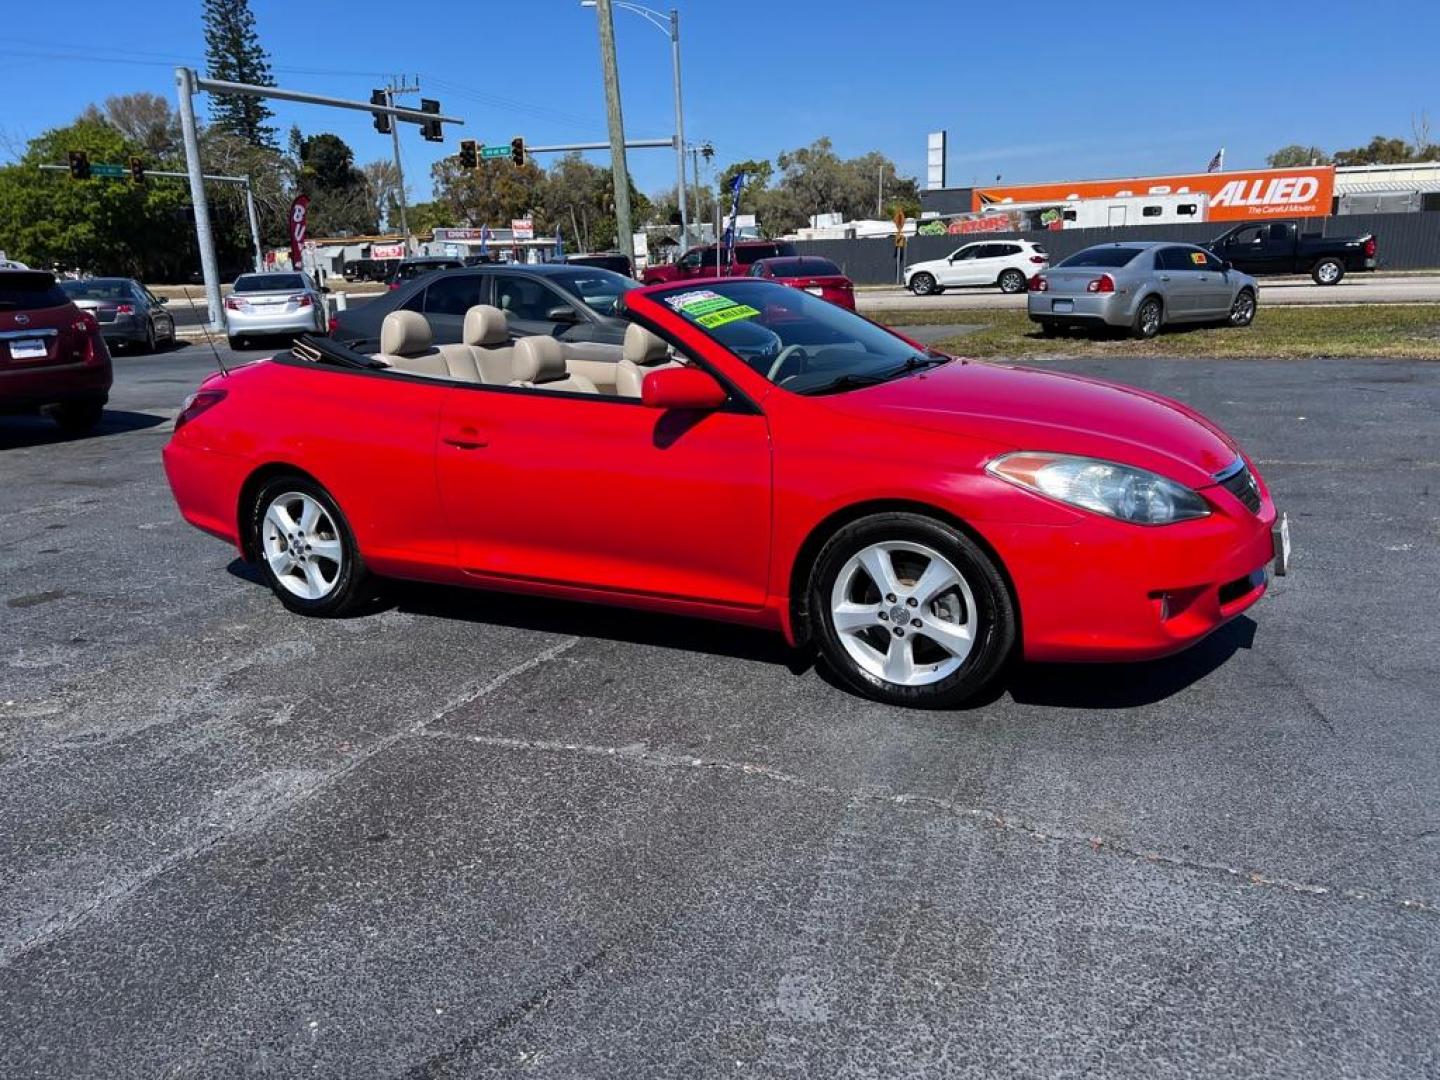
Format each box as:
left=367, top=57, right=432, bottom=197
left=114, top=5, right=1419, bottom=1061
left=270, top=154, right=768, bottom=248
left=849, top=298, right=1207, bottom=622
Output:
left=1, top=0, right=1436, bottom=201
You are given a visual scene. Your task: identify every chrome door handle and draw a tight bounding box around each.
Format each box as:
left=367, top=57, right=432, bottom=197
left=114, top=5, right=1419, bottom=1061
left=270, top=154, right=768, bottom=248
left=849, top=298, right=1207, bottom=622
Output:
left=1158, top=275, right=1171, bottom=281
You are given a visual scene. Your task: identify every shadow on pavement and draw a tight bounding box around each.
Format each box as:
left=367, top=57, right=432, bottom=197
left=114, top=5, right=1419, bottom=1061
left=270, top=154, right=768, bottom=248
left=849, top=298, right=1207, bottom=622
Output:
left=0, top=410, right=167, bottom=451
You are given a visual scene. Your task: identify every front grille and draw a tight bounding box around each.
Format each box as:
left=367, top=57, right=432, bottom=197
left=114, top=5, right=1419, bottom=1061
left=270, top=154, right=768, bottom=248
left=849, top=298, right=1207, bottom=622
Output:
left=1215, top=459, right=1261, bottom=514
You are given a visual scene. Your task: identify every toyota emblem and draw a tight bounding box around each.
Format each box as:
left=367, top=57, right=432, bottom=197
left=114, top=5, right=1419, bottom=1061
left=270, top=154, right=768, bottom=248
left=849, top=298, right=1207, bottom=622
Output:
left=14, top=313, right=29, bottom=325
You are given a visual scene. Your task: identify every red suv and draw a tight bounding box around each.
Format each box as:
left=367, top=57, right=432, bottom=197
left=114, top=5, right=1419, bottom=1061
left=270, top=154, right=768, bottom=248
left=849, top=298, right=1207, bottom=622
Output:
left=1, top=270, right=112, bottom=435
left=641, top=240, right=797, bottom=285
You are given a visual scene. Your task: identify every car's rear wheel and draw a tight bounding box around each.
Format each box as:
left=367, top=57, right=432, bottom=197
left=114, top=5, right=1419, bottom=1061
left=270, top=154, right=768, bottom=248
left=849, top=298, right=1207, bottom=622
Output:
left=49, top=400, right=104, bottom=436
left=1133, top=296, right=1163, bottom=339
left=251, top=476, right=372, bottom=616
left=909, top=272, right=936, bottom=297
left=809, top=513, right=1015, bottom=708
left=227, top=335, right=243, bottom=350
left=1312, top=258, right=1344, bottom=286
left=998, top=268, right=1027, bottom=294
left=1038, top=321, right=1061, bottom=337
left=1229, top=288, right=1257, bottom=327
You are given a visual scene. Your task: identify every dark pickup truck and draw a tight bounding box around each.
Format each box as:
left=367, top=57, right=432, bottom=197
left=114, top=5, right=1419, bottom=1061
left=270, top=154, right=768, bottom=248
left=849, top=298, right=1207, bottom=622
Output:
left=1206, top=220, right=1377, bottom=285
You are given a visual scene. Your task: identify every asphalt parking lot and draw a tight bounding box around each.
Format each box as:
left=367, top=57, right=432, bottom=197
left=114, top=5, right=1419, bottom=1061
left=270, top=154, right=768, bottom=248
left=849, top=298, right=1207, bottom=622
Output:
left=2, top=342, right=1438, bottom=1078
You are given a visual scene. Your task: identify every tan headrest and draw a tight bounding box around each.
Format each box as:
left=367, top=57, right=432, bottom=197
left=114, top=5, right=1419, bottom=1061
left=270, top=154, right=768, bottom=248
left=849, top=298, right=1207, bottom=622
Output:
left=464, top=304, right=508, bottom=346
left=511, top=336, right=566, bottom=383
left=380, top=310, right=432, bottom=356
left=623, top=323, right=670, bottom=367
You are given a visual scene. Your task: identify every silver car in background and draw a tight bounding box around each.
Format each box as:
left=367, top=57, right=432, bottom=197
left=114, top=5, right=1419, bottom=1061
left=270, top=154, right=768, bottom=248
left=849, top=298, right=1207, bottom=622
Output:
left=223, top=271, right=327, bottom=348
left=1027, top=242, right=1258, bottom=339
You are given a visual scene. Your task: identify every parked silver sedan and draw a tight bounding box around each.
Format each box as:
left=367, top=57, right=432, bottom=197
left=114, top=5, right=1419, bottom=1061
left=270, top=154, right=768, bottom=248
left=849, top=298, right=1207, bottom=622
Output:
left=1027, top=242, right=1258, bottom=339
left=223, top=271, right=327, bottom=348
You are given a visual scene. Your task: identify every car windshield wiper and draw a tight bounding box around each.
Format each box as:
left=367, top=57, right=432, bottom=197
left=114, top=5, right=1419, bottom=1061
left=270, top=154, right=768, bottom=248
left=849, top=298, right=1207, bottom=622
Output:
left=801, top=353, right=949, bottom=396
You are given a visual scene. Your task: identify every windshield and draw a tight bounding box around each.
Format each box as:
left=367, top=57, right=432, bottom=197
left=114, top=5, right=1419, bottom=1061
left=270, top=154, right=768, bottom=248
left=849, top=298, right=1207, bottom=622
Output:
left=61, top=279, right=135, bottom=301
left=550, top=267, right=635, bottom=316
left=652, top=279, right=945, bottom=395
left=1057, top=247, right=1146, bottom=268
left=235, top=274, right=305, bottom=292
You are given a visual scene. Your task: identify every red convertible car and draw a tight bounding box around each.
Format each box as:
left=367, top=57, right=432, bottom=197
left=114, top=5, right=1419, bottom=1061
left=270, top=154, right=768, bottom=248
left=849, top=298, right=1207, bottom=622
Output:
left=164, top=279, right=1287, bottom=708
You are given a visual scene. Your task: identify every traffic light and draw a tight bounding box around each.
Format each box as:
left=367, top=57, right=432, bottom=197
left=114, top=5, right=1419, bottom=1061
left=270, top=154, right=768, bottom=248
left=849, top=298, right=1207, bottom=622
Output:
left=510, top=137, right=525, bottom=167
left=420, top=98, right=443, bottom=142
left=458, top=139, right=478, bottom=170
left=370, top=89, right=391, bottom=134
left=129, top=156, right=146, bottom=184
left=67, top=150, right=90, bottom=181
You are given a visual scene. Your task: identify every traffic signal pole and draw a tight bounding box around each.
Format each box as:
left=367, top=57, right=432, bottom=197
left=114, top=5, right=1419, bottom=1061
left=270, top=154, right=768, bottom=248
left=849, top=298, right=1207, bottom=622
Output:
left=594, top=0, right=635, bottom=267
left=173, top=66, right=462, bottom=331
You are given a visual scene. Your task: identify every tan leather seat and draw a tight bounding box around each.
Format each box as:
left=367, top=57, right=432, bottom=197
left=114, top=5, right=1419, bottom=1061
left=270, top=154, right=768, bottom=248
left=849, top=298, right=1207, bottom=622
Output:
left=508, top=336, right=598, bottom=394
left=616, top=323, right=679, bottom=397
left=457, top=305, right=516, bottom=384
left=373, top=310, right=451, bottom=379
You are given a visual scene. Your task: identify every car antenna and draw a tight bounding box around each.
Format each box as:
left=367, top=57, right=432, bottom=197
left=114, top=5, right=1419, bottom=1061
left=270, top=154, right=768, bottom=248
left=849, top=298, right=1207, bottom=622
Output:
left=181, top=286, right=228, bottom=377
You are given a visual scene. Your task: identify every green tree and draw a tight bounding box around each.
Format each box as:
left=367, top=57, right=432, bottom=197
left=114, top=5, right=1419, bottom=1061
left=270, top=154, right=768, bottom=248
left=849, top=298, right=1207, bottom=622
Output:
left=293, top=130, right=376, bottom=236
left=203, top=0, right=277, bottom=149
left=1266, top=144, right=1331, bottom=168
left=1332, top=135, right=1417, bottom=166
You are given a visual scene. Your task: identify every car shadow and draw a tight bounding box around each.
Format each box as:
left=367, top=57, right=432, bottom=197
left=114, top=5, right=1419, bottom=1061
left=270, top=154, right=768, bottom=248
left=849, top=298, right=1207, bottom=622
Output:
left=227, top=559, right=1259, bottom=706
left=0, top=409, right=167, bottom=451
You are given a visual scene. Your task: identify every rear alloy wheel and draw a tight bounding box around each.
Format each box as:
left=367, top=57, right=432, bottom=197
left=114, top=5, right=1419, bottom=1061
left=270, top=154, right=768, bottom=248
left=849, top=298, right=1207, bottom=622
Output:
left=1229, top=289, right=1257, bottom=327
left=1312, top=258, right=1344, bottom=286
left=998, top=268, right=1027, bottom=294
left=252, top=477, right=371, bottom=616
left=1133, top=296, right=1163, bottom=340
left=909, top=272, right=937, bottom=297
left=810, top=514, right=1015, bottom=708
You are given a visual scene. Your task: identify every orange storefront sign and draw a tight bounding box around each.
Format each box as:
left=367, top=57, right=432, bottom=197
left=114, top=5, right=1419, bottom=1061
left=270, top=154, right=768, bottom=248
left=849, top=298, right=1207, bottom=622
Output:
left=972, top=166, right=1335, bottom=222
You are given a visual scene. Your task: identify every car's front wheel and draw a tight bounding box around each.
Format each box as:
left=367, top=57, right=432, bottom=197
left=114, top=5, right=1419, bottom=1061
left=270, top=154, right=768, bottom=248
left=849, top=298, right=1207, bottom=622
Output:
left=1229, top=288, right=1257, bottom=327
left=251, top=476, right=372, bottom=616
left=809, top=513, right=1016, bottom=708
left=1312, top=257, right=1345, bottom=286
left=909, top=272, right=936, bottom=297
left=998, top=268, right=1027, bottom=294
left=1133, top=296, right=1163, bottom=339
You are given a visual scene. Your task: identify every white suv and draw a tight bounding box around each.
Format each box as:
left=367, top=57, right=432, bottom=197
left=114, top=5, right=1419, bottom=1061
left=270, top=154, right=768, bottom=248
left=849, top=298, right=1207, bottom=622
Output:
left=904, top=239, right=1050, bottom=296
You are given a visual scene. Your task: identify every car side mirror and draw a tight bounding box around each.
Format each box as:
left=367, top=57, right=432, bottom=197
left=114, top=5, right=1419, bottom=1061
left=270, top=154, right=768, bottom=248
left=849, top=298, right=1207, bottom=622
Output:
left=641, top=366, right=727, bottom=410
left=546, top=305, right=580, bottom=323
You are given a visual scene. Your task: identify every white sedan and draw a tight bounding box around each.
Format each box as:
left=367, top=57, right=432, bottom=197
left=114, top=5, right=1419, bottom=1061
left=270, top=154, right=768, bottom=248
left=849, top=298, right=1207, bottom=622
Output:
left=904, top=239, right=1050, bottom=296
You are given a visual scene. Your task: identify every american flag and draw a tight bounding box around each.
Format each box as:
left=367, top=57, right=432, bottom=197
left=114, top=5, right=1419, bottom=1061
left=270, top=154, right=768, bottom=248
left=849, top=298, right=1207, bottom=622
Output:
left=1207, top=148, right=1225, bottom=173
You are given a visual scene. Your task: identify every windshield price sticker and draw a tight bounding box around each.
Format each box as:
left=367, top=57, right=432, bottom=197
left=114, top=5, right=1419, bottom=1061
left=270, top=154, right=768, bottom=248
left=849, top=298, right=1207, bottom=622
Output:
left=696, top=304, right=760, bottom=329
left=1190, top=251, right=1207, bottom=265
left=664, top=289, right=761, bottom=328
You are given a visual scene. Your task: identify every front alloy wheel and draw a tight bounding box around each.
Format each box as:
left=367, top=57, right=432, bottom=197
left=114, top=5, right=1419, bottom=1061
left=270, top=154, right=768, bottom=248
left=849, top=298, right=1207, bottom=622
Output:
left=252, top=477, right=372, bottom=615
left=1229, top=289, right=1256, bottom=327
left=1134, top=297, right=1163, bottom=339
left=810, top=514, right=1015, bottom=708
left=909, top=272, right=936, bottom=297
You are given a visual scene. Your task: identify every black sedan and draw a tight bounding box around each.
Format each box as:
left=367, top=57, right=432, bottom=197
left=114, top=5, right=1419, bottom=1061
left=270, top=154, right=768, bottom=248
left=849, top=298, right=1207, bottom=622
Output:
left=333, top=264, right=635, bottom=359
left=59, top=278, right=176, bottom=353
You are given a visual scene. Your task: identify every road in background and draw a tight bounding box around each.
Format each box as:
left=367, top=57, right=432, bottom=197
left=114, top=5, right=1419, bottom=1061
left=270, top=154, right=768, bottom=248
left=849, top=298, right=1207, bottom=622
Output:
left=2, top=347, right=1437, bottom=1078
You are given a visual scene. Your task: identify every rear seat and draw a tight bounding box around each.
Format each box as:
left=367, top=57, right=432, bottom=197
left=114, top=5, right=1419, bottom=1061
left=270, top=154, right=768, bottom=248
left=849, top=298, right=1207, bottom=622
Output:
left=508, top=337, right=598, bottom=394
left=616, top=323, right=680, bottom=397
left=371, top=311, right=454, bottom=379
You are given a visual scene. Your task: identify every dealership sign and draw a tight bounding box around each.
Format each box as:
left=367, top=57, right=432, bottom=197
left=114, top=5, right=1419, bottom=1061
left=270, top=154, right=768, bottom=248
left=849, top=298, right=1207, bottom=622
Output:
left=972, top=166, right=1335, bottom=222
left=371, top=242, right=405, bottom=260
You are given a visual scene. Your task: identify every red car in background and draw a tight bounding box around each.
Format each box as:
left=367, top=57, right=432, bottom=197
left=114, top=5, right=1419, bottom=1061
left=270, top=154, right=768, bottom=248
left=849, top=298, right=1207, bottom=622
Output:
left=1, top=270, right=112, bottom=435
left=164, top=277, right=1285, bottom=708
left=641, top=240, right=796, bottom=285
left=747, top=255, right=856, bottom=310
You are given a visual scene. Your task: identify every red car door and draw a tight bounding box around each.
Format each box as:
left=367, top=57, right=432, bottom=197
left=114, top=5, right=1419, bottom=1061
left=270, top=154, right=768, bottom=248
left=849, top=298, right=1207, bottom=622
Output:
left=434, top=384, right=772, bottom=609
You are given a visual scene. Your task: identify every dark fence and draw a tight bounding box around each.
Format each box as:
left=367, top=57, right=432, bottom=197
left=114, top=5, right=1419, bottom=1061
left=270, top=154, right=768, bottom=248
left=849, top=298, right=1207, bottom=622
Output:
left=794, top=211, right=1440, bottom=285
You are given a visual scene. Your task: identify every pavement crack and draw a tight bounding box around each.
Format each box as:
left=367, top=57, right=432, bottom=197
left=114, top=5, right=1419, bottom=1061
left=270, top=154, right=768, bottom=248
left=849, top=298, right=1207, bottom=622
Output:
left=431, top=733, right=1438, bottom=920
left=0, top=637, right=580, bottom=970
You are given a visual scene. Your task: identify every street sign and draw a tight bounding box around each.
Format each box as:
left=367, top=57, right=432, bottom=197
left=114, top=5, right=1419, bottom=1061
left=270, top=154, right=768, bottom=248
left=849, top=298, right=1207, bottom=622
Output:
left=90, top=163, right=125, bottom=178
left=893, top=208, right=906, bottom=233
left=480, top=145, right=509, bottom=160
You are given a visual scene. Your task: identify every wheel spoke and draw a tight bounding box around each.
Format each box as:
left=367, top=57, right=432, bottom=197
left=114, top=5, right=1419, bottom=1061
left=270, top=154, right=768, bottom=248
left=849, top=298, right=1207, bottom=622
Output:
left=299, top=497, right=322, bottom=533
left=266, top=549, right=293, bottom=577
left=909, top=557, right=961, bottom=605
left=303, top=559, right=329, bottom=597
left=265, top=503, right=297, bottom=536
left=309, top=537, right=342, bottom=562
left=917, top=615, right=973, bottom=657
left=832, top=602, right=876, bottom=635
left=882, top=634, right=916, bottom=683
left=858, top=546, right=900, bottom=597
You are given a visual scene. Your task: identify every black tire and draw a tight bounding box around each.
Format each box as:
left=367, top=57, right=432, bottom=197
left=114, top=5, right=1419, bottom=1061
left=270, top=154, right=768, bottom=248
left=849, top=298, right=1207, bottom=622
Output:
left=249, top=475, right=374, bottom=617
left=909, top=272, right=937, bottom=297
left=808, top=512, right=1016, bottom=709
left=998, top=268, right=1027, bottom=294
left=1311, top=258, right=1344, bottom=286
left=50, top=400, right=104, bottom=436
left=1229, top=288, right=1257, bottom=328
left=227, top=335, right=243, bottom=350
left=1133, top=296, right=1163, bottom=340
left=142, top=320, right=157, bottom=354
left=1038, top=321, right=1061, bottom=338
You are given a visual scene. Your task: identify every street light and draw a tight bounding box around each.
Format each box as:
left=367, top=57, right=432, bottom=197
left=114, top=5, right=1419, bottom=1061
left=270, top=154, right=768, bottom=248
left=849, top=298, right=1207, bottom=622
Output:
left=580, top=0, right=689, bottom=253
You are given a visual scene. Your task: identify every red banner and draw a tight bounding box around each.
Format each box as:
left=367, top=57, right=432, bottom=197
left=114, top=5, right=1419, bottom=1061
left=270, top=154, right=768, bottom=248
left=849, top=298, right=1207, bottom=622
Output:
left=288, top=195, right=310, bottom=268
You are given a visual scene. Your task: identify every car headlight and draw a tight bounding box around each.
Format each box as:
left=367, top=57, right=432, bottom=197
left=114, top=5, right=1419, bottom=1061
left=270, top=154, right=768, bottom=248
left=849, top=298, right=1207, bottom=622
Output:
left=987, top=452, right=1210, bottom=524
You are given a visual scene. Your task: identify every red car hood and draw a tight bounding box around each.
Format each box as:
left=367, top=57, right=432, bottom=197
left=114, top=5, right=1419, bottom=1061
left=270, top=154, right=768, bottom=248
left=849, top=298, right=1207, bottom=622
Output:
left=816, top=359, right=1240, bottom=486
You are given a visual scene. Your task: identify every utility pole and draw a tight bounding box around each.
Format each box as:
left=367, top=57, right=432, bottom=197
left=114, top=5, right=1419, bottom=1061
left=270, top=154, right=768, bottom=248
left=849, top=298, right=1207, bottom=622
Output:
left=594, top=0, right=635, bottom=264
left=877, top=162, right=885, bottom=217
left=175, top=67, right=223, bottom=327
left=386, top=76, right=419, bottom=241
